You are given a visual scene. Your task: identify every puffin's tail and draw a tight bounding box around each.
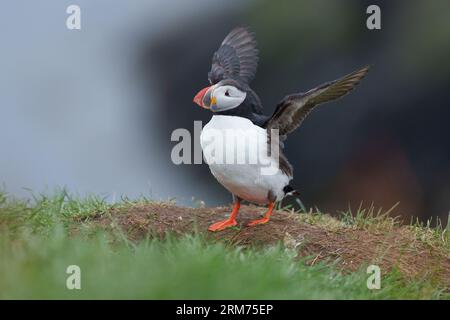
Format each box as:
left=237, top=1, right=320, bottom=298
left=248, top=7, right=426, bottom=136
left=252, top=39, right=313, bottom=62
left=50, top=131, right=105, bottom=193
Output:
left=283, top=185, right=300, bottom=197
left=283, top=185, right=306, bottom=211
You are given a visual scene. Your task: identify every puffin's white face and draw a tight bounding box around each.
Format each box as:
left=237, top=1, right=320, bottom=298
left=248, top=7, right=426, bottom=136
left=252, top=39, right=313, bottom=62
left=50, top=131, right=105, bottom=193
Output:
left=193, top=84, right=246, bottom=112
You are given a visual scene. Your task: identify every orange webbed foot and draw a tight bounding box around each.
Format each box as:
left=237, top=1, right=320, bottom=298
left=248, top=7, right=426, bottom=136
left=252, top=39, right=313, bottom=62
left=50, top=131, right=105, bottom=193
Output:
left=247, top=217, right=270, bottom=226
left=208, top=200, right=240, bottom=232
left=247, top=201, right=275, bottom=227
left=208, top=219, right=238, bottom=232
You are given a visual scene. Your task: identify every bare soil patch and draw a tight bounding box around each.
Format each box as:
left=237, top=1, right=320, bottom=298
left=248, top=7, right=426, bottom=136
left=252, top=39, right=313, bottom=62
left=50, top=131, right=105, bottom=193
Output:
left=82, top=202, right=450, bottom=287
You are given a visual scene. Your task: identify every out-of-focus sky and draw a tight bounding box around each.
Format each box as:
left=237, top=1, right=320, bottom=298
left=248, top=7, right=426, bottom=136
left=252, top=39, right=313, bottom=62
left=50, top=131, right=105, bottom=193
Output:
left=1, top=0, right=449, bottom=223
left=0, top=0, right=235, bottom=201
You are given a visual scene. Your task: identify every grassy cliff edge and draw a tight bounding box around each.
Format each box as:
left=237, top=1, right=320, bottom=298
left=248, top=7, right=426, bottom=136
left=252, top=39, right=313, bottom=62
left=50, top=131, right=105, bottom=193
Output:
left=0, top=192, right=448, bottom=299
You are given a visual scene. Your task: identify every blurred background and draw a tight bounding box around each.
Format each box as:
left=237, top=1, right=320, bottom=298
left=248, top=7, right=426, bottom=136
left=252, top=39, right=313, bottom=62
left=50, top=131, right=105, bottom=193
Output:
left=1, top=0, right=449, bottom=224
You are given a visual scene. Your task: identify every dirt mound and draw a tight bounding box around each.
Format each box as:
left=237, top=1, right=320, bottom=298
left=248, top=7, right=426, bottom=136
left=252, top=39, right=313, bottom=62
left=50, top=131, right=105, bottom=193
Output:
left=86, top=202, right=450, bottom=287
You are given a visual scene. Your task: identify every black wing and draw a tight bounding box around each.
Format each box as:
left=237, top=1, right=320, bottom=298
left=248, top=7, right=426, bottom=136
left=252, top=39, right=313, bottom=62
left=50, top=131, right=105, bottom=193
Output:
left=264, top=66, right=370, bottom=178
left=265, top=66, right=370, bottom=136
left=208, top=27, right=259, bottom=85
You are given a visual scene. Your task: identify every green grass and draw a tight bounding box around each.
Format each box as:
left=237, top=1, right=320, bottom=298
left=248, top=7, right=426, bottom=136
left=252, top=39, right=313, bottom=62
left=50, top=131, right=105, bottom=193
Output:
left=0, top=191, right=448, bottom=299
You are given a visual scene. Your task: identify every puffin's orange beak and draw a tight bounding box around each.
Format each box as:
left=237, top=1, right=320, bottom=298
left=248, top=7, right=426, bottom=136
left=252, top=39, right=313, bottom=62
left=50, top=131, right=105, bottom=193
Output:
left=193, top=85, right=212, bottom=108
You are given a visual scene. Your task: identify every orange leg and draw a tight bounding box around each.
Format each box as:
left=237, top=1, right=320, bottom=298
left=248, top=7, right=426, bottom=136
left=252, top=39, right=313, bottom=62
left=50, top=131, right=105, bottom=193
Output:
left=208, top=200, right=240, bottom=232
left=248, top=201, right=275, bottom=227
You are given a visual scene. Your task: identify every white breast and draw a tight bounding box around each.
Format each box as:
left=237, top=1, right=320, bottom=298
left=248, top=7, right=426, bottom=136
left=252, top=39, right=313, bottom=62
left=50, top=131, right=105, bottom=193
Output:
left=200, top=115, right=290, bottom=204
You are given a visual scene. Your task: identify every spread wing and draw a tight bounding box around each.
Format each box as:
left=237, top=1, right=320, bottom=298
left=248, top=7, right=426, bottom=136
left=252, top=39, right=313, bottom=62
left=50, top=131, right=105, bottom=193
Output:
left=265, top=66, right=370, bottom=136
left=208, top=27, right=259, bottom=85
left=264, top=66, right=370, bottom=178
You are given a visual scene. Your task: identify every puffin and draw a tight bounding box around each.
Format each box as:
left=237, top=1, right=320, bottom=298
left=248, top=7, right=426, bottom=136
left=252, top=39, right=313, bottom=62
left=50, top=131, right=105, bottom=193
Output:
left=193, top=27, right=369, bottom=232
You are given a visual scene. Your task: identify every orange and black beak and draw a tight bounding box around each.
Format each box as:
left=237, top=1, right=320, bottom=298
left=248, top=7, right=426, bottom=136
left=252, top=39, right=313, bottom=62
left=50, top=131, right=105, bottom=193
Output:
left=193, top=85, right=214, bottom=109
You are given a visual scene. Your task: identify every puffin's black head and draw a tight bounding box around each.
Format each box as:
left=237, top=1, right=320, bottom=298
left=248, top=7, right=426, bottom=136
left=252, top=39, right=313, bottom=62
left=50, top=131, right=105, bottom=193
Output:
left=193, top=79, right=248, bottom=113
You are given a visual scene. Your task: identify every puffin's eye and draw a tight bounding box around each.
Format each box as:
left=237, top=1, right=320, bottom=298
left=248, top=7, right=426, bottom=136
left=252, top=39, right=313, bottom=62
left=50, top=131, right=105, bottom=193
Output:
left=225, top=90, right=230, bottom=97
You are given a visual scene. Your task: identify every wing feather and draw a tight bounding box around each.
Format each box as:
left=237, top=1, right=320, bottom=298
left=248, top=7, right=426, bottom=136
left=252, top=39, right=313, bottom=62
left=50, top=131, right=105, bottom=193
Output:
left=264, top=66, right=370, bottom=177
left=208, top=27, right=259, bottom=85
left=265, top=66, right=370, bottom=136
